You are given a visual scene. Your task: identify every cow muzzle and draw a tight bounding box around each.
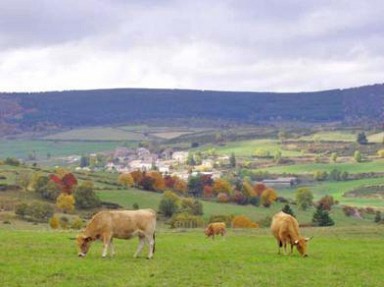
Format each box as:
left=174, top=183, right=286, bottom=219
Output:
left=78, top=252, right=86, bottom=257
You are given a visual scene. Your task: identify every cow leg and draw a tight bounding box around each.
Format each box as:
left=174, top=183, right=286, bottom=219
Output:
left=146, top=234, right=155, bottom=259
left=102, top=235, right=112, bottom=257
left=277, top=240, right=282, bottom=255
left=134, top=235, right=145, bottom=258
left=109, top=239, right=115, bottom=257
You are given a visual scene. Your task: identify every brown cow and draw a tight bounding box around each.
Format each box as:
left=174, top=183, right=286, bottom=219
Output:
left=271, top=211, right=311, bottom=257
left=204, top=222, right=226, bottom=239
left=76, top=209, right=156, bottom=259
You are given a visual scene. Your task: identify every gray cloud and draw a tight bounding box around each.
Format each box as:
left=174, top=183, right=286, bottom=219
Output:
left=0, top=0, right=383, bottom=92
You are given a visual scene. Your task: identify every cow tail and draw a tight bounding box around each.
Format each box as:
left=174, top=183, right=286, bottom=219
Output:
left=152, top=232, right=156, bottom=254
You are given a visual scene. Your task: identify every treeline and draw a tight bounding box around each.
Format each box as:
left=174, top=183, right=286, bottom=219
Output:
left=1, top=84, right=384, bottom=133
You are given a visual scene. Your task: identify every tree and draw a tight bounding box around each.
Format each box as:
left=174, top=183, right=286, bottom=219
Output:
left=80, top=155, right=90, bottom=167
left=186, top=153, right=196, bottom=166
left=173, top=177, right=187, bottom=194
left=149, top=171, right=165, bottom=192
left=229, top=152, right=236, bottom=168
left=312, top=205, right=335, bottom=226
left=187, top=175, right=203, bottom=197
left=74, top=181, right=101, bottom=209
left=56, top=194, right=75, bottom=213
left=159, top=191, right=180, bottom=217
left=295, top=187, right=313, bottom=210
left=260, top=188, right=277, bottom=208
left=354, top=150, right=362, bottom=162
left=317, top=195, right=335, bottom=211
left=282, top=204, right=295, bottom=217
left=50, top=172, right=77, bottom=195
left=330, top=152, right=338, bottom=163
left=274, top=150, right=282, bottom=163
left=118, top=173, right=134, bottom=188
left=357, top=132, right=368, bottom=145
left=212, top=178, right=233, bottom=196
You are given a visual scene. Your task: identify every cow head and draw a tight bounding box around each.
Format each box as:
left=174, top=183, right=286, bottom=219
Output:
left=294, top=237, right=311, bottom=257
left=204, top=226, right=213, bottom=237
left=76, top=234, right=93, bottom=257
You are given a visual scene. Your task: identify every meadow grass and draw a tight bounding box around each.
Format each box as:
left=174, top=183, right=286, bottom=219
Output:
left=0, top=226, right=383, bottom=287
left=199, top=139, right=302, bottom=157
left=298, top=131, right=357, bottom=142
left=43, top=127, right=146, bottom=141
left=257, top=159, right=384, bottom=174
left=0, top=140, right=124, bottom=159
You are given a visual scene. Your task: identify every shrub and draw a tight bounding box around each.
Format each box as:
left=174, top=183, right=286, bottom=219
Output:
left=208, top=215, right=233, bottom=226
left=59, top=216, right=69, bottom=229
left=232, top=191, right=248, bottom=205
left=317, top=195, right=335, bottom=211
left=49, top=215, right=60, bottom=229
left=16, top=201, right=54, bottom=222
left=260, top=188, right=277, bottom=207
left=56, top=194, right=75, bottom=213
left=216, top=192, right=230, bottom=203
left=74, top=181, right=101, bottom=209
left=159, top=191, right=180, bottom=217
left=70, top=216, right=84, bottom=230
left=232, top=215, right=258, bottom=228
left=15, top=203, right=29, bottom=217
left=180, top=198, right=203, bottom=216
left=258, top=216, right=272, bottom=228
left=169, top=213, right=204, bottom=228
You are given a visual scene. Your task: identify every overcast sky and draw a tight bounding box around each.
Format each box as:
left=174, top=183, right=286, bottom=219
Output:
left=0, top=0, right=383, bottom=92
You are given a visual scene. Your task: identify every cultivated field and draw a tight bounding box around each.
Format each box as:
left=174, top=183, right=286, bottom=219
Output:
left=0, top=225, right=383, bottom=287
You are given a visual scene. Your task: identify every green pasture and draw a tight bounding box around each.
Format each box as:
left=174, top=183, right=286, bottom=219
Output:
left=368, top=131, right=384, bottom=143
left=199, top=139, right=303, bottom=157
left=44, top=127, right=146, bottom=141
left=0, top=226, right=383, bottom=287
left=298, top=131, right=357, bottom=142
left=0, top=140, right=124, bottom=160
left=257, top=159, right=384, bottom=174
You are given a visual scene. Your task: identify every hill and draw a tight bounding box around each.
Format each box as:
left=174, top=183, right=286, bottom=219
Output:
left=0, top=83, right=383, bottom=137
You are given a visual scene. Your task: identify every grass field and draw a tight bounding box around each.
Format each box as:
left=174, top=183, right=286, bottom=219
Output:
left=257, top=159, right=384, bottom=174
left=0, top=140, right=125, bottom=160
left=0, top=226, right=383, bottom=287
left=198, top=139, right=303, bottom=157
left=298, top=131, right=357, bottom=142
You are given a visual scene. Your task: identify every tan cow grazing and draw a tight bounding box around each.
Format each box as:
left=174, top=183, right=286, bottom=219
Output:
left=76, top=209, right=156, bottom=259
left=271, top=211, right=311, bottom=257
left=204, top=222, right=226, bottom=239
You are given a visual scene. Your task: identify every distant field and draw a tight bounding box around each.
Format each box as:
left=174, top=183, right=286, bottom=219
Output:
left=44, top=127, right=146, bottom=141
left=0, top=226, right=383, bottom=286
left=44, top=125, right=208, bottom=141
left=298, top=131, right=357, bottom=142
left=0, top=140, right=123, bottom=160
left=258, top=159, right=384, bottom=174
left=199, top=139, right=303, bottom=157
left=368, top=131, right=384, bottom=143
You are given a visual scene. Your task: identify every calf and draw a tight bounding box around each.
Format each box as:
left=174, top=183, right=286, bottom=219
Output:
left=204, top=222, right=226, bottom=239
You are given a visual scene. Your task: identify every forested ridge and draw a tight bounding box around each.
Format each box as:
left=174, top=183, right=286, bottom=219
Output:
left=0, top=84, right=383, bottom=135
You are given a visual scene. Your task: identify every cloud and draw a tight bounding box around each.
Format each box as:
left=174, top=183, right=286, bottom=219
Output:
left=0, top=0, right=383, bottom=92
